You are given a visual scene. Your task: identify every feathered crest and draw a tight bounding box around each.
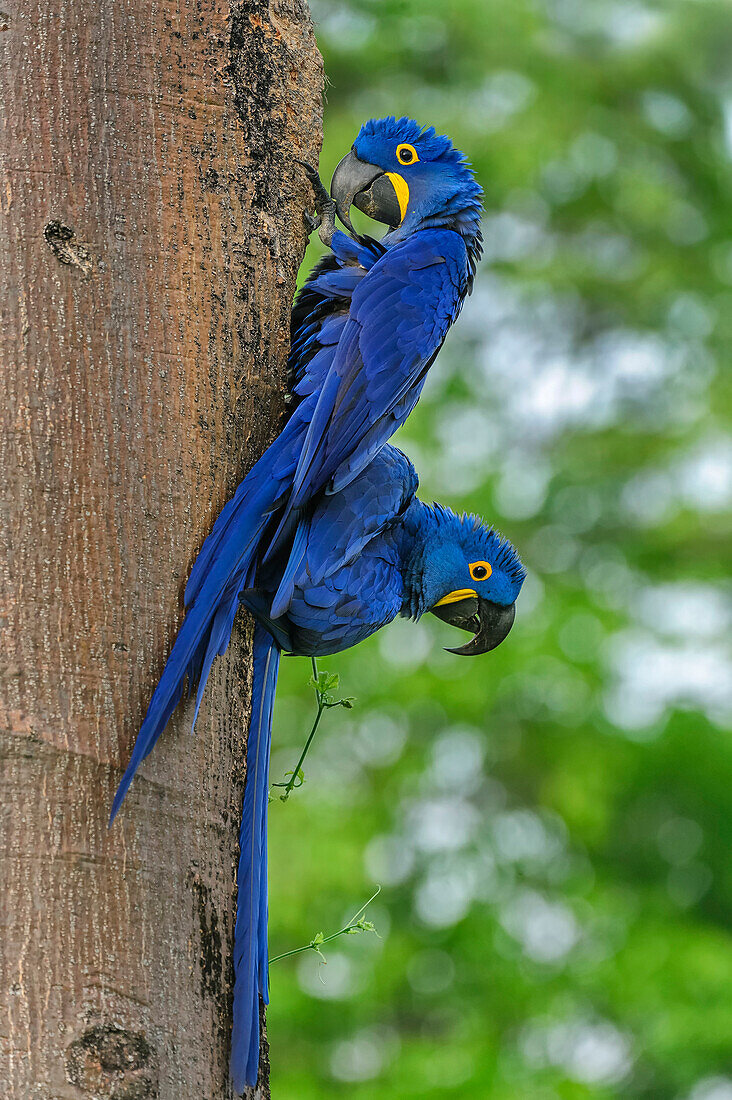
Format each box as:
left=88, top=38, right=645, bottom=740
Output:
left=427, top=503, right=526, bottom=584
left=357, top=116, right=474, bottom=169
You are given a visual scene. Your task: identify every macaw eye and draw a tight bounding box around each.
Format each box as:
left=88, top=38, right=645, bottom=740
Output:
left=469, top=561, right=492, bottom=582
left=396, top=143, right=419, bottom=165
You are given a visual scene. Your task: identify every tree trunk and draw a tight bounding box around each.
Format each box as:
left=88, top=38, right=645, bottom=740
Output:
left=0, top=0, right=322, bottom=1095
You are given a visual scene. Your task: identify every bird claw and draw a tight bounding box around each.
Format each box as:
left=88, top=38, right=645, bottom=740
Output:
left=295, top=158, right=318, bottom=181
left=296, top=158, right=336, bottom=247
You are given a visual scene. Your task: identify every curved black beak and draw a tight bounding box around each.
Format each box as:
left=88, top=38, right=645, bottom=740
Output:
left=430, top=596, right=516, bottom=657
left=330, top=149, right=403, bottom=233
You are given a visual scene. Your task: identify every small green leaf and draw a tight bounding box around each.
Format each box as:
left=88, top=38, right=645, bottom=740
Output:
left=275, top=659, right=351, bottom=803
left=270, top=887, right=381, bottom=965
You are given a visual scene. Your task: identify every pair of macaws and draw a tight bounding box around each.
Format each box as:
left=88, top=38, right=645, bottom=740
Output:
left=110, top=116, right=526, bottom=1092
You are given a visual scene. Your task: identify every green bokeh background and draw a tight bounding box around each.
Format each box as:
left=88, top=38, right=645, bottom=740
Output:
left=267, top=2, right=732, bottom=1096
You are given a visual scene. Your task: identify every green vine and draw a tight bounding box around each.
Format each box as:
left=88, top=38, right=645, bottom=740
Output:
left=272, top=657, right=354, bottom=802
left=270, top=887, right=381, bottom=965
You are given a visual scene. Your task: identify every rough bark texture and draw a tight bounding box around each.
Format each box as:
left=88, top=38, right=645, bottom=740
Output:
left=0, top=0, right=323, bottom=1096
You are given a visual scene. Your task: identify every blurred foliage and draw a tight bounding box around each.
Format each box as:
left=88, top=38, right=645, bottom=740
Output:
left=267, top=1, right=732, bottom=1096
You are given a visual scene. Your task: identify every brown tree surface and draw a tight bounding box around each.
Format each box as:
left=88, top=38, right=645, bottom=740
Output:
left=0, top=0, right=322, bottom=1095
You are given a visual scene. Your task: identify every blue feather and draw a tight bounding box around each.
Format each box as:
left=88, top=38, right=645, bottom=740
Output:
left=280, top=230, right=469, bottom=528
left=271, top=446, right=417, bottom=618
left=109, top=417, right=307, bottom=825
left=231, top=624, right=280, bottom=1092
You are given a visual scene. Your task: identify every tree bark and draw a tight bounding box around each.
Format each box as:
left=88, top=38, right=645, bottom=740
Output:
left=0, top=0, right=322, bottom=1095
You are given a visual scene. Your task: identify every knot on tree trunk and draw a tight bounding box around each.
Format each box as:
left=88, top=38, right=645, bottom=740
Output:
left=65, top=1025, right=157, bottom=1098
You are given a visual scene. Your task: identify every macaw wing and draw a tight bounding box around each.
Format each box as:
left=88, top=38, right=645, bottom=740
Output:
left=287, top=550, right=404, bottom=656
left=268, top=445, right=417, bottom=618
left=288, top=229, right=467, bottom=512
left=289, top=231, right=386, bottom=399
left=304, top=445, right=418, bottom=581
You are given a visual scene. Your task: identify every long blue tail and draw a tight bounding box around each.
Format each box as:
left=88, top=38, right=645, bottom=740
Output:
left=231, top=624, right=280, bottom=1092
left=109, top=412, right=307, bottom=825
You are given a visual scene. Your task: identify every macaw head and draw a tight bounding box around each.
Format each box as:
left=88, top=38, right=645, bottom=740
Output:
left=404, top=505, right=525, bottom=656
left=330, top=116, right=483, bottom=241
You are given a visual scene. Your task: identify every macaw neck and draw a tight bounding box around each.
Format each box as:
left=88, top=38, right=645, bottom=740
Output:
left=385, top=203, right=483, bottom=289
left=396, top=499, right=434, bottom=620
left=389, top=202, right=481, bottom=236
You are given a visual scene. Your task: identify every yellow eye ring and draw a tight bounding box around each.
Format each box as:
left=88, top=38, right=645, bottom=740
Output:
left=396, top=143, right=419, bottom=165
left=469, top=561, right=492, bottom=582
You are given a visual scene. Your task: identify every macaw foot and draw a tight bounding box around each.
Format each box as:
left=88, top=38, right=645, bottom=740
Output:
left=296, top=159, right=336, bottom=247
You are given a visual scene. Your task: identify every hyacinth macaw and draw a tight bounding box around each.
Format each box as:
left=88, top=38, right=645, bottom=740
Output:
left=233, top=444, right=525, bottom=1091
left=109, top=117, right=484, bottom=822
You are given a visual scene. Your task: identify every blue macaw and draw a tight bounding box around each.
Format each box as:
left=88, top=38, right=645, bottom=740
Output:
left=109, top=117, right=483, bottom=821
left=232, top=444, right=525, bottom=1091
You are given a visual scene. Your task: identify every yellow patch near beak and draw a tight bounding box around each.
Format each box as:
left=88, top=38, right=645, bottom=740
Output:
left=434, top=588, right=477, bottom=607
left=385, top=172, right=410, bottom=223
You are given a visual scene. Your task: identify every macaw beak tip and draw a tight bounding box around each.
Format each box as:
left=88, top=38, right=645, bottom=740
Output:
left=431, top=597, right=516, bottom=657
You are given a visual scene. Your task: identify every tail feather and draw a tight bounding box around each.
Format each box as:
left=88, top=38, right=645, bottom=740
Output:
left=231, top=624, right=280, bottom=1093
left=191, top=586, right=241, bottom=725
left=185, top=413, right=308, bottom=610
left=261, top=369, right=343, bottom=564
left=109, top=458, right=288, bottom=826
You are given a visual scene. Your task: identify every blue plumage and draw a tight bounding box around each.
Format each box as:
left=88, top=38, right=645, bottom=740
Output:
left=352, top=116, right=484, bottom=256
left=109, top=117, right=504, bottom=1092
left=231, top=624, right=279, bottom=1093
